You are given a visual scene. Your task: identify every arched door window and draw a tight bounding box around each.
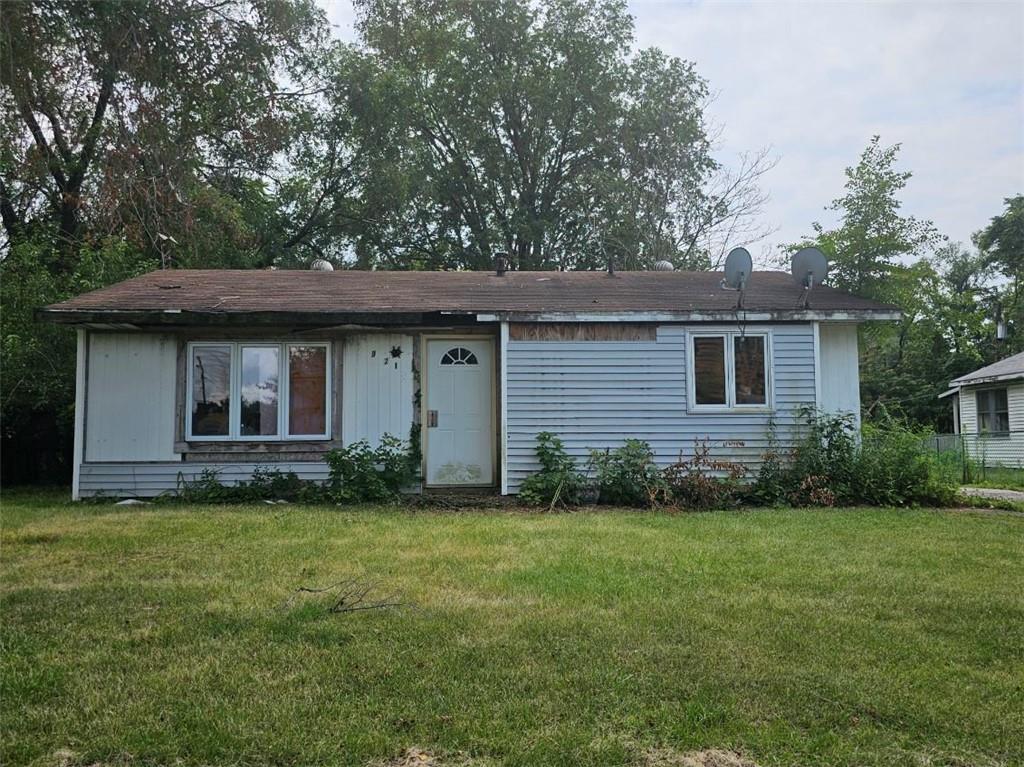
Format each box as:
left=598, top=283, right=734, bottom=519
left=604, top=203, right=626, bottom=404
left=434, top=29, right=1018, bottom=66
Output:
left=440, top=347, right=478, bottom=366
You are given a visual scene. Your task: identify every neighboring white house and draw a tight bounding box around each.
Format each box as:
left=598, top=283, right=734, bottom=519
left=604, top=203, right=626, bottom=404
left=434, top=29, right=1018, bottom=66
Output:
left=941, top=351, right=1024, bottom=468
left=40, top=267, right=899, bottom=499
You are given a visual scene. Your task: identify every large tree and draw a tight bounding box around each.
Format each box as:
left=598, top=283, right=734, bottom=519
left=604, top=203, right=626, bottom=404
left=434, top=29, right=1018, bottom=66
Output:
left=799, top=136, right=940, bottom=302
left=975, top=195, right=1024, bottom=351
left=345, top=0, right=766, bottom=270
left=0, top=0, right=327, bottom=270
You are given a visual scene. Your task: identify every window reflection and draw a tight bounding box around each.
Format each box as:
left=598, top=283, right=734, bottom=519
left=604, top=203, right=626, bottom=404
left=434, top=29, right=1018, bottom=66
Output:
left=240, top=347, right=279, bottom=436
left=191, top=346, right=231, bottom=436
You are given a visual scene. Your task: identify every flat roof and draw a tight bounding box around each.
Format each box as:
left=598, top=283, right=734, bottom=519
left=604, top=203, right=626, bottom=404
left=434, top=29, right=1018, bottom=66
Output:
left=40, top=269, right=901, bottom=325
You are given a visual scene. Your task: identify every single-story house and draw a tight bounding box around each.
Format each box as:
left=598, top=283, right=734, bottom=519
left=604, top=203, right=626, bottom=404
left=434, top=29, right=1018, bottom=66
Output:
left=39, top=268, right=899, bottom=499
left=940, top=351, right=1024, bottom=467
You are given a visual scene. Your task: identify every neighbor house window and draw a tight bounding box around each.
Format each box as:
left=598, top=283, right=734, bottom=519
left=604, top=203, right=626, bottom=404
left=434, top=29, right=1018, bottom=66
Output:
left=688, top=332, right=770, bottom=410
left=976, top=388, right=1009, bottom=435
left=187, top=342, right=330, bottom=441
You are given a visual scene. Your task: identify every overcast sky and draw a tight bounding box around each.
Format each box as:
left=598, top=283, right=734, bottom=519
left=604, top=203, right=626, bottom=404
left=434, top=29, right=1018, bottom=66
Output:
left=318, top=0, right=1024, bottom=261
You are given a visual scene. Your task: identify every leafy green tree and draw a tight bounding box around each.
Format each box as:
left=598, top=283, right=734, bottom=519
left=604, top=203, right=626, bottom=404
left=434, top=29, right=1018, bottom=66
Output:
left=0, top=0, right=326, bottom=270
left=348, top=0, right=751, bottom=270
left=976, top=195, right=1024, bottom=351
left=797, top=136, right=940, bottom=302
left=0, top=238, right=156, bottom=482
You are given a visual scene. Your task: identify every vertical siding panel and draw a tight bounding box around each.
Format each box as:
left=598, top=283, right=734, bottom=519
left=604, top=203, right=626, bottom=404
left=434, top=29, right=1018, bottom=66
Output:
left=818, top=323, right=861, bottom=426
left=342, top=333, right=414, bottom=448
left=85, top=333, right=179, bottom=462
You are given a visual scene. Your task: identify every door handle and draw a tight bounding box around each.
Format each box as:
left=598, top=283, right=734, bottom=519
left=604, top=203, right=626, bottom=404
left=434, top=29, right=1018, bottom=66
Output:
left=427, top=410, right=438, bottom=427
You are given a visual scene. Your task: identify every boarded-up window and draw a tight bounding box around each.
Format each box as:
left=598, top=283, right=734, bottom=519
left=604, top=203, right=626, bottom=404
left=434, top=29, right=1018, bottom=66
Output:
left=977, top=388, right=1009, bottom=434
left=509, top=323, right=656, bottom=341
left=191, top=345, right=231, bottom=436
left=693, top=337, right=726, bottom=405
left=288, top=345, right=328, bottom=436
left=734, top=336, right=767, bottom=405
left=240, top=346, right=280, bottom=436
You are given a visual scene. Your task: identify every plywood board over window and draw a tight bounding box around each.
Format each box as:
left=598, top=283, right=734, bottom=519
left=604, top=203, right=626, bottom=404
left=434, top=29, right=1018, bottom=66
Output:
left=508, top=323, right=656, bottom=342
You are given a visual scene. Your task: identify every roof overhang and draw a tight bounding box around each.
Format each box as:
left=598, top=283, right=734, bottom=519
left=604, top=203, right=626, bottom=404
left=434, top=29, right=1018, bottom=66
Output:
left=38, top=307, right=902, bottom=327
left=473, top=309, right=902, bottom=323
left=35, top=308, right=435, bottom=327
left=948, top=372, right=1024, bottom=388
left=937, top=387, right=960, bottom=399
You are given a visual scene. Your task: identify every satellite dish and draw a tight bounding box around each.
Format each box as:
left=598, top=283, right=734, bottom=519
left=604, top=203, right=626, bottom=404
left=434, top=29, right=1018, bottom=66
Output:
left=791, top=247, right=827, bottom=288
left=722, top=247, right=752, bottom=291
left=310, top=259, right=334, bottom=272
left=653, top=260, right=675, bottom=271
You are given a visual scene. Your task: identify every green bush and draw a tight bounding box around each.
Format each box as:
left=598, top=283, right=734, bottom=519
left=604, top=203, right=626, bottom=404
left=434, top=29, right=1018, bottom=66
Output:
left=518, top=432, right=585, bottom=508
left=752, top=410, right=958, bottom=507
left=589, top=439, right=667, bottom=507
left=856, top=422, right=958, bottom=506
left=324, top=434, right=418, bottom=503
left=178, top=466, right=322, bottom=503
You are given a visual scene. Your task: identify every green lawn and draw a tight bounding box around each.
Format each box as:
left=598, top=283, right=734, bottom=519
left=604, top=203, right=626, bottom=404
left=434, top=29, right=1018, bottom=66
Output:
left=3, top=493, right=1023, bottom=767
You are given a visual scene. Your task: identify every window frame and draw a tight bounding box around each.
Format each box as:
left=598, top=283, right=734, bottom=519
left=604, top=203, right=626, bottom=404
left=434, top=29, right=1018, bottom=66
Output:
left=975, top=386, right=1010, bottom=437
left=186, top=341, right=331, bottom=442
left=686, top=330, right=773, bottom=413
left=284, top=343, right=332, bottom=440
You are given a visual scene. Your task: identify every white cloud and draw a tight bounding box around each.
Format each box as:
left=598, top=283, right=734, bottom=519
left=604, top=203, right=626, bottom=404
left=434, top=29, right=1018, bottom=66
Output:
left=628, top=0, right=1024, bottom=253
left=316, top=0, right=1024, bottom=257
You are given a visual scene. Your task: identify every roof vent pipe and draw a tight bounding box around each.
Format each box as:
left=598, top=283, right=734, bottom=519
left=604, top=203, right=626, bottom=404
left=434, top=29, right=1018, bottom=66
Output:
left=495, top=252, right=507, bottom=276
left=607, top=255, right=614, bottom=277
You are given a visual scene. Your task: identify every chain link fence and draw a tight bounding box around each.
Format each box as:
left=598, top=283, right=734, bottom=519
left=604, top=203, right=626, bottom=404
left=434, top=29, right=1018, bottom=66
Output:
left=925, top=432, right=1024, bottom=485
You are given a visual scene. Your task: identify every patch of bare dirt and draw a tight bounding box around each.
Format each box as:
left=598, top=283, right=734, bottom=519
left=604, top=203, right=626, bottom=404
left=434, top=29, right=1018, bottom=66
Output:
left=642, top=747, right=762, bottom=767
left=370, top=747, right=493, bottom=767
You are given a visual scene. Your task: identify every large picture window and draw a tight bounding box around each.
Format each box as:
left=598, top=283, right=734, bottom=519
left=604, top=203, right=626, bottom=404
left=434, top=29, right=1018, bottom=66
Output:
left=688, top=332, right=771, bottom=411
left=187, top=342, right=330, bottom=441
left=977, top=388, right=1009, bottom=435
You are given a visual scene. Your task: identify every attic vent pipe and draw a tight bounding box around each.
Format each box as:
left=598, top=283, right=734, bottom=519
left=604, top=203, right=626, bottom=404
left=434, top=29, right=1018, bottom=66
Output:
left=495, top=252, right=507, bottom=276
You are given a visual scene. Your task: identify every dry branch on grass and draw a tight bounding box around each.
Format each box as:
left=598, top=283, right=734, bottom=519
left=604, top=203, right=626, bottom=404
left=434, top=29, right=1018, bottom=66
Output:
left=283, top=577, right=406, bottom=614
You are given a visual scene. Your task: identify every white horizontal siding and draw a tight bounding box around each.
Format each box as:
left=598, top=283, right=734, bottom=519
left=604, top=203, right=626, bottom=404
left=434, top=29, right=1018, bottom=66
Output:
left=505, top=324, right=816, bottom=492
left=962, top=382, right=1024, bottom=467
left=78, top=461, right=330, bottom=498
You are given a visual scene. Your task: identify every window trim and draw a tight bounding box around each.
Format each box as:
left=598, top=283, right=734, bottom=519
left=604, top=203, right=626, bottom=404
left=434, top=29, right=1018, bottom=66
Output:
left=975, top=386, right=1010, bottom=438
left=686, top=330, right=773, bottom=413
left=186, top=341, right=331, bottom=442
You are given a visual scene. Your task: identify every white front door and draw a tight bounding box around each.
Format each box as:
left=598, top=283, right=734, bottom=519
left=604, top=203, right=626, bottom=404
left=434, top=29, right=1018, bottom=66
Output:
left=425, top=338, right=494, bottom=486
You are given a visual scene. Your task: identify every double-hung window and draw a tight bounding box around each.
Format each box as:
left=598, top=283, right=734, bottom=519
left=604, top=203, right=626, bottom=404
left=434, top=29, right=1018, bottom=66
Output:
left=187, top=342, right=330, bottom=441
left=688, top=331, right=771, bottom=411
left=976, top=388, right=1009, bottom=435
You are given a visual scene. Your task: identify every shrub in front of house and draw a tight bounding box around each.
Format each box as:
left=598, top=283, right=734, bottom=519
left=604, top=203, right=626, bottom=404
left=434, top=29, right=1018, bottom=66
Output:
left=751, top=410, right=959, bottom=507
left=323, top=434, right=419, bottom=503
left=589, top=439, right=669, bottom=507
left=663, top=441, right=747, bottom=510
left=179, top=466, right=324, bottom=503
left=518, top=432, right=586, bottom=508
left=520, top=414, right=958, bottom=510
left=174, top=434, right=418, bottom=505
